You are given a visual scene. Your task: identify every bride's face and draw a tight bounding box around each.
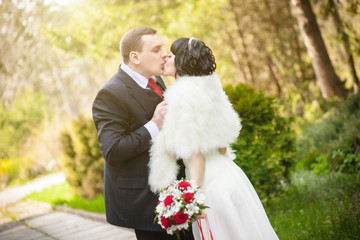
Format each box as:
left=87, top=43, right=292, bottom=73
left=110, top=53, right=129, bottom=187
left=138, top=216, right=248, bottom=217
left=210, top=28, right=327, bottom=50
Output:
left=163, top=53, right=176, bottom=78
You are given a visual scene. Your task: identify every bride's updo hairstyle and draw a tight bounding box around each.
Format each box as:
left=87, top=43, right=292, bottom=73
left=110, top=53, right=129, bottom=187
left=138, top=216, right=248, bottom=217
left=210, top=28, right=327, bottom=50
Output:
left=170, top=38, right=216, bottom=77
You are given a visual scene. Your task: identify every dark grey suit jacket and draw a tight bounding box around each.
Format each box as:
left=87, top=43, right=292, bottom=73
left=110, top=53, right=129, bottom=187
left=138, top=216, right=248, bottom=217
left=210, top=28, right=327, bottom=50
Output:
left=92, top=65, right=165, bottom=231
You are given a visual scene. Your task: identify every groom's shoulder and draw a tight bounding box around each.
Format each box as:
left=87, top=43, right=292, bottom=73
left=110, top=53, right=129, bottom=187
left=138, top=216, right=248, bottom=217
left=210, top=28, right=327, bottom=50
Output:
left=96, top=74, right=129, bottom=102
left=102, top=70, right=129, bottom=90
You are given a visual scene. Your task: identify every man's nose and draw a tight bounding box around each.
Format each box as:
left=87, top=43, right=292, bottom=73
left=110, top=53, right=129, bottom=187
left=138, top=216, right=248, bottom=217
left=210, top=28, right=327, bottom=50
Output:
left=160, top=49, right=168, bottom=58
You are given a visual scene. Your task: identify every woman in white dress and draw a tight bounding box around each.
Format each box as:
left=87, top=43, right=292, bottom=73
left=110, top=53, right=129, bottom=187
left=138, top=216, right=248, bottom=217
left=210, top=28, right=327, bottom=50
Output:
left=148, top=37, right=279, bottom=240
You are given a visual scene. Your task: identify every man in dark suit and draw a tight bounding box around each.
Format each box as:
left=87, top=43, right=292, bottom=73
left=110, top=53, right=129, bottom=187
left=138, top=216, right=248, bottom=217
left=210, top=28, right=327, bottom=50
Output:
left=92, top=27, right=194, bottom=240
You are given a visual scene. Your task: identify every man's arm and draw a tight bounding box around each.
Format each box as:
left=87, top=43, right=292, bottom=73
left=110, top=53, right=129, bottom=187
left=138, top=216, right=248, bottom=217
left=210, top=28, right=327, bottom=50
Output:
left=92, top=88, right=152, bottom=167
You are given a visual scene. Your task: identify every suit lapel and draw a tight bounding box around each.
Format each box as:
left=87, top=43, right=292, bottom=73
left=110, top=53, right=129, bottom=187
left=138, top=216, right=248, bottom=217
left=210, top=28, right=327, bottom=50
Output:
left=155, top=76, right=166, bottom=93
left=117, top=67, right=159, bottom=119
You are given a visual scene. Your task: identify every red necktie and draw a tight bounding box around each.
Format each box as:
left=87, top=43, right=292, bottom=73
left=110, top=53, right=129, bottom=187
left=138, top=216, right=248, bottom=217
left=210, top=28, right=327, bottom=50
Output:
left=147, top=78, right=163, bottom=98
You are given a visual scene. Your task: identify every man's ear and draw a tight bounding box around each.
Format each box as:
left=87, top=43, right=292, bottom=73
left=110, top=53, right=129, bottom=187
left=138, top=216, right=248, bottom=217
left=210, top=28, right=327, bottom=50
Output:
left=129, top=51, right=140, bottom=65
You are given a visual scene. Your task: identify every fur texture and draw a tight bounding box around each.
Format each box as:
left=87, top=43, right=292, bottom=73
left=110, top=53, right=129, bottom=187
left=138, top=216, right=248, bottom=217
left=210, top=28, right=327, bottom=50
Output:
left=148, top=73, right=242, bottom=193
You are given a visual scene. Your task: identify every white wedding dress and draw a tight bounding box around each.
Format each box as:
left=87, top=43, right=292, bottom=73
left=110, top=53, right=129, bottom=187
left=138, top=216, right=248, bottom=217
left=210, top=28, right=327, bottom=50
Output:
left=186, top=149, right=278, bottom=240
left=148, top=74, right=279, bottom=240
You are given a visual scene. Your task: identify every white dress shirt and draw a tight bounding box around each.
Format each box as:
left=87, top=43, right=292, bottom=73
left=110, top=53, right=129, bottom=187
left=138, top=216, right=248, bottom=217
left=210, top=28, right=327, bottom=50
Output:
left=120, top=63, right=159, bottom=139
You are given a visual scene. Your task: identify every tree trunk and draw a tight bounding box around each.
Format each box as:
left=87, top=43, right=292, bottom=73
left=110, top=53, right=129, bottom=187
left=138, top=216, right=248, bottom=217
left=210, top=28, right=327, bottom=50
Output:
left=252, top=0, right=282, bottom=96
left=46, top=55, right=75, bottom=117
left=225, top=30, right=249, bottom=84
left=291, top=0, right=347, bottom=99
left=285, top=0, right=309, bottom=83
left=265, top=54, right=282, bottom=97
left=229, top=0, right=257, bottom=89
left=328, top=0, right=359, bottom=94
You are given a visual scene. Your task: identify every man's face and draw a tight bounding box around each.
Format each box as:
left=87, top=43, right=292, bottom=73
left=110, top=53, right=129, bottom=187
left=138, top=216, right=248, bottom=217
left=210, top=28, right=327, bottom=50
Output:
left=137, top=34, right=167, bottom=78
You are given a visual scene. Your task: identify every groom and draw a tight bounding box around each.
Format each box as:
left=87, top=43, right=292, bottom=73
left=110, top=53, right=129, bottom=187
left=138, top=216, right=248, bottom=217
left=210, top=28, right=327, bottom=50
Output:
left=92, top=27, right=194, bottom=240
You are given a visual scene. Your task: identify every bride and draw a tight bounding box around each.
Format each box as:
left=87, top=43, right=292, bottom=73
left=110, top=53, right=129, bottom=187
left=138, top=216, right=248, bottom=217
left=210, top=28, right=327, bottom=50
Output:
left=148, top=37, right=279, bottom=240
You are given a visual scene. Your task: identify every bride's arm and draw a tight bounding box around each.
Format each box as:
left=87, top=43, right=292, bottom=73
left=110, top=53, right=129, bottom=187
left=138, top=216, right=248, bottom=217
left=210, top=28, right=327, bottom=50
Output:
left=190, top=152, right=206, bottom=187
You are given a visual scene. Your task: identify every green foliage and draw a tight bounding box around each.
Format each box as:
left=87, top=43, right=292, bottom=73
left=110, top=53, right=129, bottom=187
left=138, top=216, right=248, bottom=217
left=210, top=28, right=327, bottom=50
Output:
left=333, top=149, right=360, bottom=173
left=297, top=93, right=360, bottom=173
left=310, top=154, right=331, bottom=175
left=25, top=182, right=105, bottom=213
left=268, top=171, right=360, bottom=239
left=0, top=88, right=48, bottom=158
left=44, top=0, right=228, bottom=64
left=60, top=115, right=104, bottom=198
left=39, top=0, right=360, bottom=117
left=0, top=88, right=49, bottom=184
left=224, top=84, right=296, bottom=203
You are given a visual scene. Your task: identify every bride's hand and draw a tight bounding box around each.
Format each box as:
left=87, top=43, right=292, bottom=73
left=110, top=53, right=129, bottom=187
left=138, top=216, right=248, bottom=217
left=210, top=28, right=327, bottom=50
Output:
left=196, top=211, right=207, bottom=220
left=218, top=147, right=226, bottom=155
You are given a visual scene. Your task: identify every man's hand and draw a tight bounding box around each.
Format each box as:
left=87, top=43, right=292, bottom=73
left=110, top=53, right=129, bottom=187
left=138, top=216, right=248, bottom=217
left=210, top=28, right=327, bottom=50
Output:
left=151, top=101, right=167, bottom=129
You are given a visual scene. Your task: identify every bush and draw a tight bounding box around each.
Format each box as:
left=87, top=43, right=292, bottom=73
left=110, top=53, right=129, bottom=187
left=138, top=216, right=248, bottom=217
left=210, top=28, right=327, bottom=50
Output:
left=224, top=84, right=296, bottom=203
left=0, top=88, right=49, bottom=186
left=297, top=93, right=360, bottom=173
left=268, top=171, right=360, bottom=239
left=0, top=88, right=48, bottom=158
left=60, top=115, right=104, bottom=198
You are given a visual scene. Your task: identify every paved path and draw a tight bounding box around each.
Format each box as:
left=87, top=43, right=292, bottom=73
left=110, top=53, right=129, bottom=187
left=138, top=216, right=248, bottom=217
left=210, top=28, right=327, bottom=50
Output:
left=0, top=172, right=136, bottom=240
left=0, top=172, right=66, bottom=208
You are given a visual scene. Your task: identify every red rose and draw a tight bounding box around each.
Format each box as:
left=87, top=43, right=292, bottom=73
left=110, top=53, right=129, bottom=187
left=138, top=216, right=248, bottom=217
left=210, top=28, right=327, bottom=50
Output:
left=164, top=195, right=173, bottom=206
left=161, top=216, right=172, bottom=229
left=173, top=211, right=189, bottom=224
left=183, top=192, right=194, bottom=204
left=178, top=180, right=191, bottom=190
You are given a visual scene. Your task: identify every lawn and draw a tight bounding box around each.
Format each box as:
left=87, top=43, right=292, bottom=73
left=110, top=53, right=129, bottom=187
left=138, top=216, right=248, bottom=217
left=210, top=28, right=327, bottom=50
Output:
left=268, top=171, right=360, bottom=240
left=25, top=181, right=105, bottom=214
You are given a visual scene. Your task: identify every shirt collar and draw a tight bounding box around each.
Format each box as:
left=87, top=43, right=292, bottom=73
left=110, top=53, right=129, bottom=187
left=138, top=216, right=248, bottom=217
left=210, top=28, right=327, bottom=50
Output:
left=120, top=63, right=155, bottom=89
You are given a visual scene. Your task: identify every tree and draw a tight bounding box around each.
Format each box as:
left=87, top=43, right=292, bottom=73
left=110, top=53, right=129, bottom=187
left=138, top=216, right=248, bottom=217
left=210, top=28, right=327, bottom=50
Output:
left=0, top=0, right=47, bottom=105
left=325, top=0, right=359, bottom=93
left=228, top=0, right=256, bottom=88
left=291, top=0, right=347, bottom=99
left=225, top=0, right=317, bottom=113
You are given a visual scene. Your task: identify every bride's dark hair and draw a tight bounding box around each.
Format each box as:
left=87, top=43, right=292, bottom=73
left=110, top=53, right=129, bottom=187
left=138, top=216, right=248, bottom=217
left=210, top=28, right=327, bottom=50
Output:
left=170, top=38, right=216, bottom=77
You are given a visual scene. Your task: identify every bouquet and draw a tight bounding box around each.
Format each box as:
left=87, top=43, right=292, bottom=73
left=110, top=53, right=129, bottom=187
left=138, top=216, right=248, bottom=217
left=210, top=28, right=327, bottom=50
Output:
left=154, top=179, right=208, bottom=237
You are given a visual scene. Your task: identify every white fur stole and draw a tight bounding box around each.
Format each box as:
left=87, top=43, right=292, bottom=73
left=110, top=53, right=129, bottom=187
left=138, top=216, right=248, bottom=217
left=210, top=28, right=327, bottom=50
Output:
left=148, top=73, right=242, bottom=193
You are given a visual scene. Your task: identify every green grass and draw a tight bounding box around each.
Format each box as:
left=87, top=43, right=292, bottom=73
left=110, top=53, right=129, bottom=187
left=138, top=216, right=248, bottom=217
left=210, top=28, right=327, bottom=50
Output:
left=25, top=182, right=105, bottom=213
left=267, top=171, right=360, bottom=240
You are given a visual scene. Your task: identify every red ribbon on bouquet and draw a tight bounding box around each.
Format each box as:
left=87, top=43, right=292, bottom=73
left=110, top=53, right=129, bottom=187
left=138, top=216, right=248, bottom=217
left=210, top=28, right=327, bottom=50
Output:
left=197, top=215, right=214, bottom=240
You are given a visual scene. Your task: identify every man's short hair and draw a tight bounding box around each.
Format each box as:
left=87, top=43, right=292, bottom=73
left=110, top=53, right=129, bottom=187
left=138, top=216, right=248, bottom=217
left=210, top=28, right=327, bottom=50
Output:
left=120, top=27, right=157, bottom=64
